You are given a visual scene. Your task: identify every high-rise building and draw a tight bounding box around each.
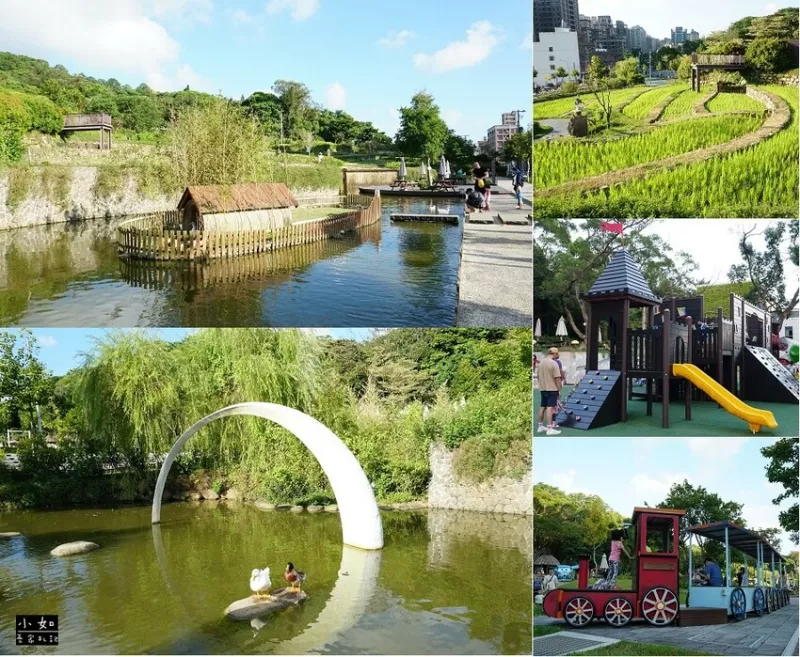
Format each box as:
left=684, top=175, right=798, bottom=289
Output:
left=534, top=27, right=580, bottom=86
left=534, top=0, right=580, bottom=41
left=501, top=112, right=519, bottom=126
left=671, top=26, right=697, bottom=45
left=628, top=25, right=648, bottom=52
left=688, top=29, right=700, bottom=42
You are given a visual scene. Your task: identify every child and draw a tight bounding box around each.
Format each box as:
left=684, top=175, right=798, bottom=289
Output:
left=606, top=529, right=630, bottom=587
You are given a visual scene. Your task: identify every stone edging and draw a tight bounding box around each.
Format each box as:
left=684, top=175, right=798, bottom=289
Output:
left=694, top=89, right=718, bottom=115
left=536, top=88, right=789, bottom=199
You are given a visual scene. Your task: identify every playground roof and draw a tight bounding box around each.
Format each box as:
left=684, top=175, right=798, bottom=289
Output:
left=585, top=249, right=661, bottom=306
left=688, top=520, right=784, bottom=563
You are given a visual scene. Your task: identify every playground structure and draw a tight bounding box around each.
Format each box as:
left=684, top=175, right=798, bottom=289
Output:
left=555, top=249, right=799, bottom=433
left=687, top=521, right=791, bottom=621
left=542, top=507, right=685, bottom=627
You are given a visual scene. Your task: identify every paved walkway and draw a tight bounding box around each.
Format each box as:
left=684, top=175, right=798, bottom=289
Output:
left=456, top=187, right=531, bottom=327
left=535, top=599, right=799, bottom=656
left=537, top=118, right=570, bottom=139
left=494, top=176, right=532, bottom=205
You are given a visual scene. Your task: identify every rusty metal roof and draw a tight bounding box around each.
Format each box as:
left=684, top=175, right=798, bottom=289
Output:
left=178, top=183, right=298, bottom=214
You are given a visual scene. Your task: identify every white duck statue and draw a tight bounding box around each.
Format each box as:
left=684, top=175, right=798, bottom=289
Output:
left=250, top=567, right=272, bottom=599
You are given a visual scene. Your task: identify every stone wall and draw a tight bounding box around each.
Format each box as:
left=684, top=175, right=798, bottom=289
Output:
left=341, top=167, right=398, bottom=195
left=428, top=442, right=532, bottom=515
left=0, top=166, right=340, bottom=231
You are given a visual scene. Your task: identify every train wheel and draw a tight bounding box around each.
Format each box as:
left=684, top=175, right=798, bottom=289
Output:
left=603, top=598, right=633, bottom=627
left=641, top=587, right=679, bottom=626
left=753, top=587, right=765, bottom=617
left=730, top=587, right=746, bottom=621
left=786, top=590, right=791, bottom=606
left=769, top=588, right=776, bottom=611
left=564, top=596, right=594, bottom=628
left=764, top=588, right=771, bottom=614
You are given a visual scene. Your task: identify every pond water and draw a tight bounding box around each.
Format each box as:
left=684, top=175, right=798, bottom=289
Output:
left=0, top=199, right=463, bottom=327
left=0, top=503, right=532, bottom=655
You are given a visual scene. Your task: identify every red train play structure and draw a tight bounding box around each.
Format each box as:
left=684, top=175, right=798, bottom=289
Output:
left=555, top=249, right=799, bottom=433
left=542, top=507, right=684, bottom=627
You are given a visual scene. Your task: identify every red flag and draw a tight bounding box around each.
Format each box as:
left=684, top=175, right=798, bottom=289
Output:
left=600, top=220, right=623, bottom=234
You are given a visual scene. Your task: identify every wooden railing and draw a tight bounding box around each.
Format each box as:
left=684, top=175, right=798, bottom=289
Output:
left=117, top=194, right=381, bottom=261
left=694, top=54, right=745, bottom=66
left=63, top=113, right=113, bottom=128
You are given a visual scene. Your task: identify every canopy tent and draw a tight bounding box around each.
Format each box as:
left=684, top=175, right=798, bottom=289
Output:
left=399, top=157, right=407, bottom=180
left=438, top=155, right=447, bottom=178
left=534, top=318, right=542, bottom=338
left=688, top=520, right=784, bottom=564
left=534, top=554, right=560, bottom=567
left=555, top=316, right=568, bottom=338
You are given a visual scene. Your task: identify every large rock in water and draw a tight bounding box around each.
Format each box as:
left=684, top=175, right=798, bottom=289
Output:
left=50, top=541, right=100, bottom=557
left=224, top=587, right=308, bottom=621
left=0, top=532, right=21, bottom=539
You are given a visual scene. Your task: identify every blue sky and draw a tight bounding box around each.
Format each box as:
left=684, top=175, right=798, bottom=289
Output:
left=23, top=328, right=370, bottom=376
left=535, top=437, right=797, bottom=553
left=576, top=0, right=789, bottom=40
left=0, top=0, right=532, bottom=142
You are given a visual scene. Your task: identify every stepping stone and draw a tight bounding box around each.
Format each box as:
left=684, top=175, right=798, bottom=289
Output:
left=323, top=504, right=338, bottom=512
left=497, top=212, right=532, bottom=225
left=289, top=506, right=304, bottom=513
left=50, top=541, right=100, bottom=556
left=254, top=500, right=275, bottom=511
left=275, top=504, right=292, bottom=511
left=0, top=532, right=21, bottom=539
left=306, top=505, right=323, bottom=513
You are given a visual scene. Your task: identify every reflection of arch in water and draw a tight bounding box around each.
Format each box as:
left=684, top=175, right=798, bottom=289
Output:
left=152, top=524, right=381, bottom=652
left=152, top=403, right=383, bottom=550
left=120, top=222, right=382, bottom=292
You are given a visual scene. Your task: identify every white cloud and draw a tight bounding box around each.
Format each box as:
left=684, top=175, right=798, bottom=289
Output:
left=687, top=438, right=749, bottom=463
left=38, top=336, right=57, bottom=348
left=520, top=32, right=533, bottom=50
left=227, top=8, right=255, bottom=24
left=265, top=0, right=319, bottom=21
left=147, top=63, right=213, bottom=92
left=324, top=82, right=346, bottom=110
left=442, top=109, right=463, bottom=128
left=764, top=2, right=778, bottom=13
left=548, top=469, right=595, bottom=496
left=630, top=472, right=688, bottom=502
left=378, top=29, right=414, bottom=48
left=0, top=0, right=212, bottom=91
left=413, top=21, right=501, bottom=73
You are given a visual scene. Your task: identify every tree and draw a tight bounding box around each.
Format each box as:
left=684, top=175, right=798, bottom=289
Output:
left=761, top=438, right=799, bottom=544
left=272, top=79, right=313, bottom=141
left=395, top=91, right=448, bottom=162
left=555, top=66, right=568, bottom=85
left=677, top=56, right=693, bottom=81
left=443, top=131, right=475, bottom=168
left=612, top=57, right=644, bottom=86
left=753, top=527, right=783, bottom=553
left=503, top=129, right=532, bottom=165
left=746, top=37, right=793, bottom=74
left=241, top=91, right=283, bottom=136
left=571, top=68, right=580, bottom=81
left=657, top=480, right=746, bottom=564
left=585, top=56, right=613, bottom=130
left=0, top=330, right=54, bottom=434
left=735, top=222, right=799, bottom=327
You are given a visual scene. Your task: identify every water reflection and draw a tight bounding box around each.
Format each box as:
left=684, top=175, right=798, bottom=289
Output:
left=0, top=200, right=462, bottom=327
left=0, top=504, right=531, bottom=654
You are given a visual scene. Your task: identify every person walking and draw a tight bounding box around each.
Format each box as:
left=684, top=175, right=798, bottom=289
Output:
left=512, top=167, right=525, bottom=209
left=537, top=347, right=562, bottom=435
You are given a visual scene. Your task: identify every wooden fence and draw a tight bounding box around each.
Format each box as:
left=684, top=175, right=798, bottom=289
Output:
left=117, top=194, right=381, bottom=261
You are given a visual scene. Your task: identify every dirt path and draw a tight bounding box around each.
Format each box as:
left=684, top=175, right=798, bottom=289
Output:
left=536, top=88, right=790, bottom=199
left=536, top=119, right=570, bottom=139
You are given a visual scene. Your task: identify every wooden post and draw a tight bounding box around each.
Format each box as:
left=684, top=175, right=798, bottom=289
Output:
left=662, top=308, right=671, bottom=429
left=586, top=304, right=595, bottom=371
left=108, top=128, right=112, bottom=150
left=646, top=377, right=653, bottom=416
left=621, top=299, right=630, bottom=423
left=716, top=307, right=724, bottom=392
left=685, top=315, right=693, bottom=421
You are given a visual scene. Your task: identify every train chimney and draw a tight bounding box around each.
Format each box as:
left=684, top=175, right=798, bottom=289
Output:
left=578, top=555, right=589, bottom=588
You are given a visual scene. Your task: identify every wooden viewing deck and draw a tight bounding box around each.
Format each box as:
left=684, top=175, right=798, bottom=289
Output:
left=62, top=113, right=113, bottom=149
left=691, top=54, right=746, bottom=91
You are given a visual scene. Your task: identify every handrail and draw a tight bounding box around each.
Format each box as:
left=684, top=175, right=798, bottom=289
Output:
left=63, top=113, right=113, bottom=128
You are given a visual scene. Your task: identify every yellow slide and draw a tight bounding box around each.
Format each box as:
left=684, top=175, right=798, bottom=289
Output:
left=672, top=363, right=778, bottom=434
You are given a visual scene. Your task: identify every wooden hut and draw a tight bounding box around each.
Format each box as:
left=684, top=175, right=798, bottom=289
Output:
left=177, top=183, right=299, bottom=232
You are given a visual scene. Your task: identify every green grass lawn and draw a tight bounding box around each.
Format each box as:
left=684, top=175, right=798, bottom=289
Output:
left=535, top=385, right=799, bottom=437
left=577, top=640, right=716, bottom=656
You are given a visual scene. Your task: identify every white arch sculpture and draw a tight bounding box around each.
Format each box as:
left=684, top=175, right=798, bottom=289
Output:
left=151, top=402, right=383, bottom=550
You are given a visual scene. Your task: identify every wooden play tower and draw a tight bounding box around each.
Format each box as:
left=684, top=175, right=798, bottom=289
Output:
left=690, top=54, right=746, bottom=92
left=62, top=113, right=113, bottom=149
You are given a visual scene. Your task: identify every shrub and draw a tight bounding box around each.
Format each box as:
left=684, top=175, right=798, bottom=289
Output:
left=0, top=92, right=28, bottom=162
left=14, top=91, right=62, bottom=134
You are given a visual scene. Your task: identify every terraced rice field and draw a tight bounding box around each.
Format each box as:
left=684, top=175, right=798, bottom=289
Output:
left=660, top=87, right=706, bottom=120
left=534, top=115, right=762, bottom=188
left=533, top=86, right=649, bottom=120
left=706, top=92, right=767, bottom=113
left=621, top=84, right=681, bottom=120
left=533, top=85, right=797, bottom=218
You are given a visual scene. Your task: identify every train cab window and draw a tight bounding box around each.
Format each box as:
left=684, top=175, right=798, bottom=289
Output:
left=644, top=516, right=675, bottom=553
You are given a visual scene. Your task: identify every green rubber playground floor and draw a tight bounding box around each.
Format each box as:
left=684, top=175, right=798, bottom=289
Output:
left=535, top=386, right=800, bottom=437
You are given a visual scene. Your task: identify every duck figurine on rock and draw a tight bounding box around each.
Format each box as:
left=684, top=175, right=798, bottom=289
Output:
left=250, top=567, right=272, bottom=600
